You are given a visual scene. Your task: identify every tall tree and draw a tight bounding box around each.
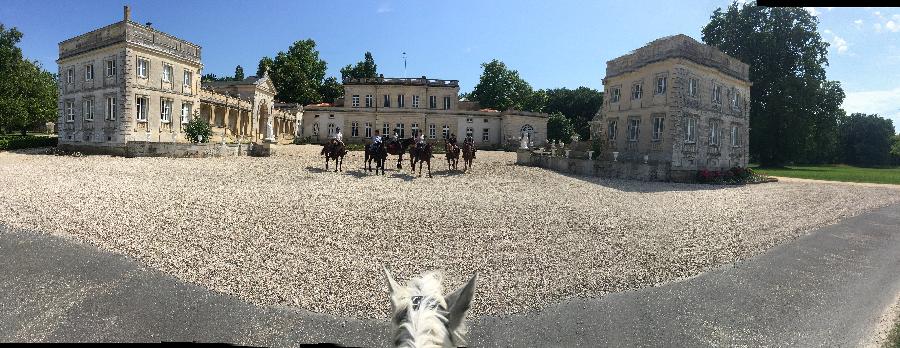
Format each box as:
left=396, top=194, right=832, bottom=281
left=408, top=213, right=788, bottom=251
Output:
left=257, top=56, right=273, bottom=77
left=234, top=65, right=244, bottom=80
left=340, top=51, right=378, bottom=80
left=891, top=134, right=900, bottom=165
left=470, top=59, right=541, bottom=112
left=542, top=87, right=603, bottom=141
left=801, top=80, right=845, bottom=163
left=702, top=2, right=830, bottom=166
left=0, top=23, right=57, bottom=135
left=839, top=113, right=895, bottom=166
left=546, top=112, right=575, bottom=143
left=320, top=76, right=343, bottom=104
left=268, top=39, right=328, bottom=105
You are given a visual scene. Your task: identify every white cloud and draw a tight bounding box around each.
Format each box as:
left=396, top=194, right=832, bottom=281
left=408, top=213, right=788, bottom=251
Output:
left=854, top=19, right=863, bottom=29
left=843, top=88, right=900, bottom=127
left=871, top=10, right=900, bottom=33
left=376, top=3, right=392, bottom=14
left=804, top=7, right=819, bottom=16
left=822, top=29, right=849, bottom=54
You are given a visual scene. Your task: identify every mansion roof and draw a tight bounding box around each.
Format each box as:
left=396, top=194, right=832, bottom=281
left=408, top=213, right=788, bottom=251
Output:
left=343, top=76, right=459, bottom=88
left=605, top=34, right=750, bottom=83
left=58, top=20, right=201, bottom=64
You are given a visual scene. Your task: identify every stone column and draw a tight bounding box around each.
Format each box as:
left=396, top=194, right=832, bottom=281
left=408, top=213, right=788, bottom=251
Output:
left=208, top=105, right=216, bottom=126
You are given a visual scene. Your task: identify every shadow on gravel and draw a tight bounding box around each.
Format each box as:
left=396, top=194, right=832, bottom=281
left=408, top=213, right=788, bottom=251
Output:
left=507, top=163, right=744, bottom=193
left=432, top=169, right=465, bottom=177
left=390, top=173, right=416, bottom=181
left=344, top=170, right=369, bottom=178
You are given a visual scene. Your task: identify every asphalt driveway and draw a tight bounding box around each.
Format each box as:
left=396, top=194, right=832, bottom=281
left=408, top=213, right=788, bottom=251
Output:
left=2, top=202, right=899, bottom=347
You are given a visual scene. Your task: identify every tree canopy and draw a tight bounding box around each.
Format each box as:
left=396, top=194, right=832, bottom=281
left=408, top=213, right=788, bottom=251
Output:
left=267, top=39, right=330, bottom=105
left=702, top=2, right=834, bottom=166
left=0, top=23, right=57, bottom=135
left=541, top=87, right=603, bottom=141
left=470, top=59, right=543, bottom=112
left=340, top=51, right=378, bottom=81
left=257, top=56, right=273, bottom=77
left=839, top=113, right=896, bottom=166
left=234, top=65, right=244, bottom=81
left=546, top=112, right=575, bottom=143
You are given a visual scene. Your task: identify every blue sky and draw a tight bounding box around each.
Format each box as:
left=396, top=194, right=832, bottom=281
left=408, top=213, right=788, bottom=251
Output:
left=2, top=1, right=898, bottom=127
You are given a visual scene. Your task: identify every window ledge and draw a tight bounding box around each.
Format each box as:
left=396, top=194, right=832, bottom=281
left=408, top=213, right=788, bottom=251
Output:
left=137, top=119, right=148, bottom=123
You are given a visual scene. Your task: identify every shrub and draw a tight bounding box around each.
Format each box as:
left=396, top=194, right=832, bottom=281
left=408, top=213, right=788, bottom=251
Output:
left=696, top=166, right=771, bottom=185
left=184, top=117, right=213, bottom=144
left=0, top=135, right=57, bottom=150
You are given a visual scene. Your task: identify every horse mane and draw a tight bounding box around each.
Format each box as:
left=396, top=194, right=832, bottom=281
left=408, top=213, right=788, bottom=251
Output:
left=391, top=271, right=460, bottom=348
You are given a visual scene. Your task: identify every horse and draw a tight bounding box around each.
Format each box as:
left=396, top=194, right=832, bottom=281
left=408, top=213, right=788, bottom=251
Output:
left=320, top=140, right=347, bottom=172
left=383, top=267, right=477, bottom=348
left=444, top=141, right=459, bottom=171
left=384, top=137, right=416, bottom=169
left=365, top=141, right=388, bottom=175
left=409, top=142, right=434, bottom=178
left=461, top=142, right=475, bottom=171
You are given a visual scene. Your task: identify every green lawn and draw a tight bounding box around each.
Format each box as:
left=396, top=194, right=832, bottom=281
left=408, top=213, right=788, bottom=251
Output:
left=751, top=164, right=900, bottom=185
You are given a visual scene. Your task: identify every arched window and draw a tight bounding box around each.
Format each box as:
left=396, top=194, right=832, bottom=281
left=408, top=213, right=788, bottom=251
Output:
left=521, top=124, right=534, bottom=134
left=312, top=123, right=319, bottom=135
left=327, top=123, right=335, bottom=136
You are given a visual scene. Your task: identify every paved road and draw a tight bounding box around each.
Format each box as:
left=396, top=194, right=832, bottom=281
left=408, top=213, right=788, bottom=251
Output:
left=2, top=203, right=899, bottom=347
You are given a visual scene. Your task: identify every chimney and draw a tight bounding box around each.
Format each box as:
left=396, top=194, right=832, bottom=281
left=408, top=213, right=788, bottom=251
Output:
left=124, top=5, right=131, bottom=22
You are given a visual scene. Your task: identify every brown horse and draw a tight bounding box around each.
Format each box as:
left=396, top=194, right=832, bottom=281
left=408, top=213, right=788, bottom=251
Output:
left=384, top=137, right=416, bottom=169
left=461, top=142, right=475, bottom=171
left=364, top=141, right=388, bottom=175
left=321, top=140, right=347, bottom=172
left=410, top=142, right=434, bottom=177
left=445, top=141, right=460, bottom=171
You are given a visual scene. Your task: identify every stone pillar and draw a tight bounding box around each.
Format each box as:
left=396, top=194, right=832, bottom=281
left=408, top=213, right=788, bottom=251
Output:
left=208, top=105, right=216, bottom=126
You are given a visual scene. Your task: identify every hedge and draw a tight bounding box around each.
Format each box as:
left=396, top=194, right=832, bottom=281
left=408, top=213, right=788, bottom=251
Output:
left=0, top=135, right=58, bottom=151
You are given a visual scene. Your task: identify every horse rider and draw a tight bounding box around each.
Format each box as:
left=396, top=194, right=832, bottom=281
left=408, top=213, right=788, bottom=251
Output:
left=464, top=134, right=476, bottom=159
left=334, top=127, right=344, bottom=146
left=415, top=130, right=426, bottom=154
left=368, top=129, right=382, bottom=153
left=448, top=133, right=458, bottom=148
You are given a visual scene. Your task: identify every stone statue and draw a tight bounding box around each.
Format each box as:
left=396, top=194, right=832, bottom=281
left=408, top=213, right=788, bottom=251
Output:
left=520, top=131, right=529, bottom=149
left=265, top=118, right=274, bottom=142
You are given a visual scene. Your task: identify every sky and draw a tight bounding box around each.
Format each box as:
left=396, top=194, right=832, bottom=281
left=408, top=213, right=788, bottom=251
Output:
left=2, top=1, right=899, bottom=127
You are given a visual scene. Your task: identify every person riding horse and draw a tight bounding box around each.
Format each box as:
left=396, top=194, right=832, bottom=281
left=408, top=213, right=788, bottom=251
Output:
left=448, top=133, right=458, bottom=148
left=369, top=129, right=382, bottom=151
left=464, top=134, right=476, bottom=159
left=330, top=127, right=345, bottom=149
left=415, top=130, right=426, bottom=153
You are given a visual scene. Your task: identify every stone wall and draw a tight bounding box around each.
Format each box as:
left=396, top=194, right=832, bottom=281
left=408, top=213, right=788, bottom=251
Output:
left=516, top=149, right=679, bottom=182
left=122, top=141, right=252, bottom=157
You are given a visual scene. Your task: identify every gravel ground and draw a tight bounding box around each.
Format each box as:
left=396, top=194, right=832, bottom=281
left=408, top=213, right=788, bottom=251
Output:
left=2, top=145, right=899, bottom=320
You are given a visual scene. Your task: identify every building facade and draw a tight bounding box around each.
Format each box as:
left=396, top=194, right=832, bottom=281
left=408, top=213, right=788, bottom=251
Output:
left=301, top=77, right=548, bottom=149
left=591, top=34, right=751, bottom=180
left=56, top=6, right=298, bottom=155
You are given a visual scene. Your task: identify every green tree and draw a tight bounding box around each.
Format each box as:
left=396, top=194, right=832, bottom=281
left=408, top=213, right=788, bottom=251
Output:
left=257, top=56, right=273, bottom=77
left=547, top=112, right=575, bottom=143
left=340, top=51, right=378, bottom=80
left=470, top=59, right=541, bottom=112
left=234, top=65, right=244, bottom=80
left=542, top=87, right=604, bottom=141
left=702, top=2, right=831, bottom=167
left=839, top=113, right=895, bottom=166
left=268, top=39, right=328, bottom=105
left=0, top=24, right=57, bottom=135
left=801, top=80, right=845, bottom=163
left=184, top=113, right=213, bottom=143
left=320, top=76, right=343, bottom=103
left=890, top=134, right=900, bottom=165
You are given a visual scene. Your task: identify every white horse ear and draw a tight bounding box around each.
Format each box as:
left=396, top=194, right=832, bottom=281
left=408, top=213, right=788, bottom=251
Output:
left=444, top=272, right=477, bottom=332
left=383, top=266, right=403, bottom=309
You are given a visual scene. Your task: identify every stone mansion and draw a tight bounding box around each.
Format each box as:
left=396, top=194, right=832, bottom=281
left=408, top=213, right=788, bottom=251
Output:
left=301, top=78, right=549, bottom=148
left=591, top=34, right=751, bottom=180
left=56, top=7, right=300, bottom=155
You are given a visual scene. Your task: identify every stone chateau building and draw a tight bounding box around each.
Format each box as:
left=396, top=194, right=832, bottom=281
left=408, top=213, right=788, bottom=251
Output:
left=591, top=34, right=751, bottom=180
left=56, top=6, right=299, bottom=155
left=302, top=77, right=549, bottom=149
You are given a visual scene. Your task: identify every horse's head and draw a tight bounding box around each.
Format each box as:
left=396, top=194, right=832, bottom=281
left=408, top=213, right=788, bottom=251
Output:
left=384, top=267, right=477, bottom=348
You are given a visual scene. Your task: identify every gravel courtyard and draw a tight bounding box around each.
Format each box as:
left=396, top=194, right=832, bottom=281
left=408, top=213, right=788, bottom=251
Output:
left=2, top=145, right=898, bottom=320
